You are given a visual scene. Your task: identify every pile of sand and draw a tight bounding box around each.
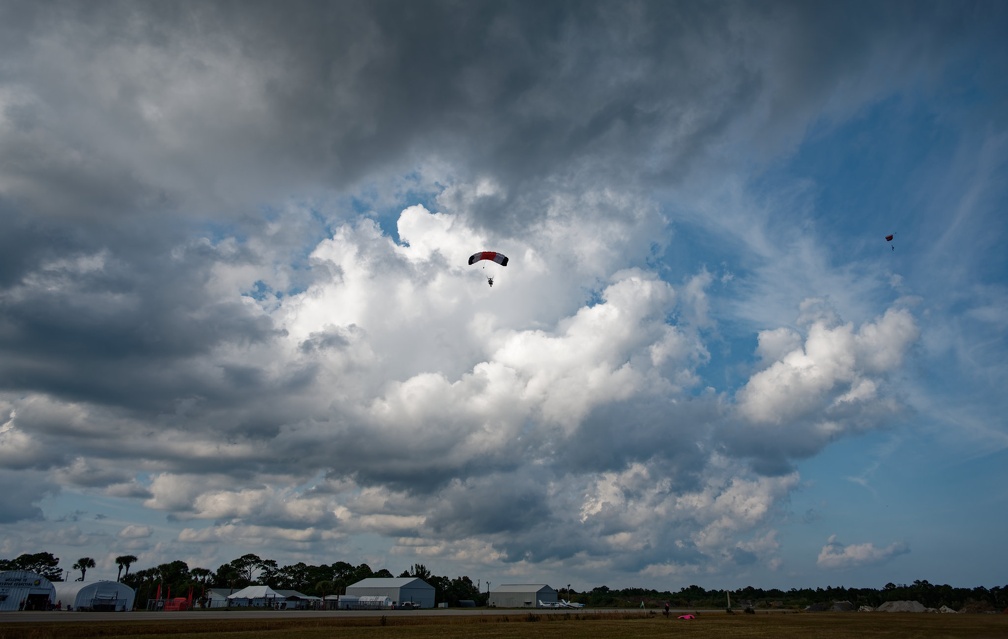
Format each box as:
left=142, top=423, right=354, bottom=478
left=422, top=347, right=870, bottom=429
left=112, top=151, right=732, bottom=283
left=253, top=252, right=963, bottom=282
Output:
left=877, top=600, right=927, bottom=612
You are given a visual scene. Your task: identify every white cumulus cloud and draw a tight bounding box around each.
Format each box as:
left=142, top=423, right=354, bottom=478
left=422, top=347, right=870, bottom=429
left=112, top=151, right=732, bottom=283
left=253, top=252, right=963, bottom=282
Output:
left=817, top=535, right=909, bottom=569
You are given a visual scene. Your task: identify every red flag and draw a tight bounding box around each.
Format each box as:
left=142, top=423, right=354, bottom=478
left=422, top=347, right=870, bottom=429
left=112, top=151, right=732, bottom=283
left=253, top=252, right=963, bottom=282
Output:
left=187, top=586, right=193, bottom=604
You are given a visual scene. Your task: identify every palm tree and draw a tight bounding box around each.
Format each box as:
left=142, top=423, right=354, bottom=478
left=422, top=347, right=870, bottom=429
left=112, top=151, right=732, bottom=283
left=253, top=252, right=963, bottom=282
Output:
left=115, top=555, right=138, bottom=582
left=72, top=557, right=96, bottom=582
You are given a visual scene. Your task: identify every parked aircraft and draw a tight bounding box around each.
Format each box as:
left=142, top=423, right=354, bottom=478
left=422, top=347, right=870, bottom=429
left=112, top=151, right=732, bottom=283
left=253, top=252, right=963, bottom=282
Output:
left=538, top=600, right=563, bottom=608
left=560, top=599, right=585, bottom=608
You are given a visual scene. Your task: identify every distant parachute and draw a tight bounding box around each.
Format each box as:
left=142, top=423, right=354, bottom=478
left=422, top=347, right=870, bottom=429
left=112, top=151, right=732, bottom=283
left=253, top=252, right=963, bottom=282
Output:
left=468, top=251, right=508, bottom=287
left=885, top=233, right=895, bottom=251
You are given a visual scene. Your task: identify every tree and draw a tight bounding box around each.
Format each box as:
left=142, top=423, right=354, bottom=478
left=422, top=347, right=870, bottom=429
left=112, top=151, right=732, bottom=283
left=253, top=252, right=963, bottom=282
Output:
left=259, top=559, right=280, bottom=586
left=440, top=575, right=480, bottom=607
left=330, top=561, right=356, bottom=595
left=229, top=554, right=265, bottom=585
left=407, top=563, right=432, bottom=581
left=314, top=580, right=336, bottom=598
left=115, top=555, right=138, bottom=582
left=213, top=563, right=242, bottom=594
left=155, top=561, right=191, bottom=590
left=73, top=557, right=96, bottom=581
left=350, top=563, right=375, bottom=585
left=274, top=561, right=308, bottom=591
left=3, top=552, right=63, bottom=581
left=123, top=567, right=158, bottom=608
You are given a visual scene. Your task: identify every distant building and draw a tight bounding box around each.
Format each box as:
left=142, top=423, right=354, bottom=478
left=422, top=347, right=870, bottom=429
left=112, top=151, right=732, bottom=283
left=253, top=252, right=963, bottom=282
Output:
left=53, top=580, right=135, bottom=611
left=345, top=577, right=435, bottom=608
left=226, top=585, right=314, bottom=608
left=0, top=571, right=57, bottom=611
left=204, top=588, right=233, bottom=608
left=489, top=584, right=557, bottom=608
left=324, top=594, right=354, bottom=609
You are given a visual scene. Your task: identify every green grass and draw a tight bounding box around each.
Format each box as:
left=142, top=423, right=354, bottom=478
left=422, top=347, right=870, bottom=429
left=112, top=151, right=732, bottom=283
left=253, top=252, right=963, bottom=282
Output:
left=2, top=611, right=1006, bottom=639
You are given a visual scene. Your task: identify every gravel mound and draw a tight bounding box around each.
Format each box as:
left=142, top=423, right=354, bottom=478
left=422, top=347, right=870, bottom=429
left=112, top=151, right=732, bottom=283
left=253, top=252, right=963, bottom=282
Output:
left=877, top=600, right=927, bottom=612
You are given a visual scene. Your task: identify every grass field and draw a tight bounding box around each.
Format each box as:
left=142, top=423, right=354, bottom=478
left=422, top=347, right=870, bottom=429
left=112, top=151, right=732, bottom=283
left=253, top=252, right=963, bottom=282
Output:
left=2, top=611, right=1007, bottom=639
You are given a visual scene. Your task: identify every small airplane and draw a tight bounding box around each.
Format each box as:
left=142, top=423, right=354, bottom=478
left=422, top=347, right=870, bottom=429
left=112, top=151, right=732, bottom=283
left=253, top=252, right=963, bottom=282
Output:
left=538, top=600, right=563, bottom=609
left=560, top=599, right=584, bottom=608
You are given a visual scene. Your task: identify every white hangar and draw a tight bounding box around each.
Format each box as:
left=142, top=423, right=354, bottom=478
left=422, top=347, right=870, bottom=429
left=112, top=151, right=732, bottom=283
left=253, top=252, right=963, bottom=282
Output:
left=53, top=580, right=135, bottom=611
left=345, top=577, right=435, bottom=608
left=489, top=583, right=557, bottom=608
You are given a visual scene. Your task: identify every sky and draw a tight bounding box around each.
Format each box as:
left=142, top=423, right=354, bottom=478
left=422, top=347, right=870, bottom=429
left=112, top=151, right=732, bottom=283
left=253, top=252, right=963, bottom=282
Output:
left=0, top=0, right=1006, bottom=592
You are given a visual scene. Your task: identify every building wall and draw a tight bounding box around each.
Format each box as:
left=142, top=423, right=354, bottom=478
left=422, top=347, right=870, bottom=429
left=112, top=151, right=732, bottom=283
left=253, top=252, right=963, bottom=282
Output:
left=205, top=589, right=232, bottom=608
left=0, top=571, right=57, bottom=611
left=489, top=585, right=556, bottom=608
left=346, top=579, right=435, bottom=609
left=53, top=580, right=136, bottom=611
left=397, top=584, right=435, bottom=608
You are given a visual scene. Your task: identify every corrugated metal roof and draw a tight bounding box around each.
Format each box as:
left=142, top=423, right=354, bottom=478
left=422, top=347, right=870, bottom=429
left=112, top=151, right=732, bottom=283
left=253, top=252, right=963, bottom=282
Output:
left=493, top=584, right=552, bottom=592
left=349, top=577, right=433, bottom=589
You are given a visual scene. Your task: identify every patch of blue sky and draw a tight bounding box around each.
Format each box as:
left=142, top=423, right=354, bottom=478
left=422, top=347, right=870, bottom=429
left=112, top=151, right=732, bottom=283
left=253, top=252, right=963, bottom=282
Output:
left=584, top=287, right=605, bottom=309
left=789, top=417, right=1008, bottom=584
left=352, top=195, right=403, bottom=244
left=194, top=218, right=247, bottom=246
left=245, top=279, right=273, bottom=302
left=698, top=330, right=759, bottom=395
left=772, top=97, right=944, bottom=256
left=40, top=490, right=155, bottom=528
left=350, top=171, right=443, bottom=245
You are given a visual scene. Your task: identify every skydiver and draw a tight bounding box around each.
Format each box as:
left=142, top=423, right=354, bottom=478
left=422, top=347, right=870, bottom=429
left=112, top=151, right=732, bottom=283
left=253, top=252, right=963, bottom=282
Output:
left=487, top=276, right=494, bottom=287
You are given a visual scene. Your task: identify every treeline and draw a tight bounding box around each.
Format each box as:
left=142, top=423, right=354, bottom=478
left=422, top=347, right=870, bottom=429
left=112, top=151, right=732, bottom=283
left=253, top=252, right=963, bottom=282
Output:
left=2, top=552, right=1004, bottom=611
left=583, top=581, right=1006, bottom=612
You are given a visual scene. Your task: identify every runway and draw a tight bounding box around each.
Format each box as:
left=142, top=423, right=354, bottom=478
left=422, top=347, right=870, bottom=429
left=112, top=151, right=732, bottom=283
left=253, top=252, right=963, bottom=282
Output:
left=1, top=607, right=654, bottom=624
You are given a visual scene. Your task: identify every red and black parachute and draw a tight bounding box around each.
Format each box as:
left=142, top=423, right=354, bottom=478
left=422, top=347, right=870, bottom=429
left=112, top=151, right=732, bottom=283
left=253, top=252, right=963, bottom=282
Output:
left=468, top=251, right=509, bottom=266
left=885, top=233, right=895, bottom=251
left=468, top=251, right=508, bottom=287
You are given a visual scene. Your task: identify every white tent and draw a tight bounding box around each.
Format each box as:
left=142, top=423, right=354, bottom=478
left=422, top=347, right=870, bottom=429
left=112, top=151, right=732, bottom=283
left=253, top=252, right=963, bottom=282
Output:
left=0, top=571, right=57, bottom=611
left=226, top=585, right=287, bottom=607
left=226, top=585, right=312, bottom=609
left=354, top=595, right=394, bottom=609
left=53, top=580, right=135, bottom=611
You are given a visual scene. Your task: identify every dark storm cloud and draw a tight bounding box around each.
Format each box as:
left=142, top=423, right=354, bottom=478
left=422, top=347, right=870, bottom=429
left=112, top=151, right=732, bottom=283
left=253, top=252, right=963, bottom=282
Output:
left=426, top=477, right=551, bottom=537
left=316, top=421, right=539, bottom=496
left=0, top=470, right=51, bottom=523
left=0, top=213, right=287, bottom=413
left=1, top=0, right=983, bottom=230
left=421, top=474, right=597, bottom=565
left=559, top=395, right=718, bottom=483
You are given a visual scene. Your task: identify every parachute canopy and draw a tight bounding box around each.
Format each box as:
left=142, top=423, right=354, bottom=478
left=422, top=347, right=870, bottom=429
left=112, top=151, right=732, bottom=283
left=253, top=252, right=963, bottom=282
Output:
left=468, top=251, right=509, bottom=267
left=885, top=234, right=894, bottom=242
